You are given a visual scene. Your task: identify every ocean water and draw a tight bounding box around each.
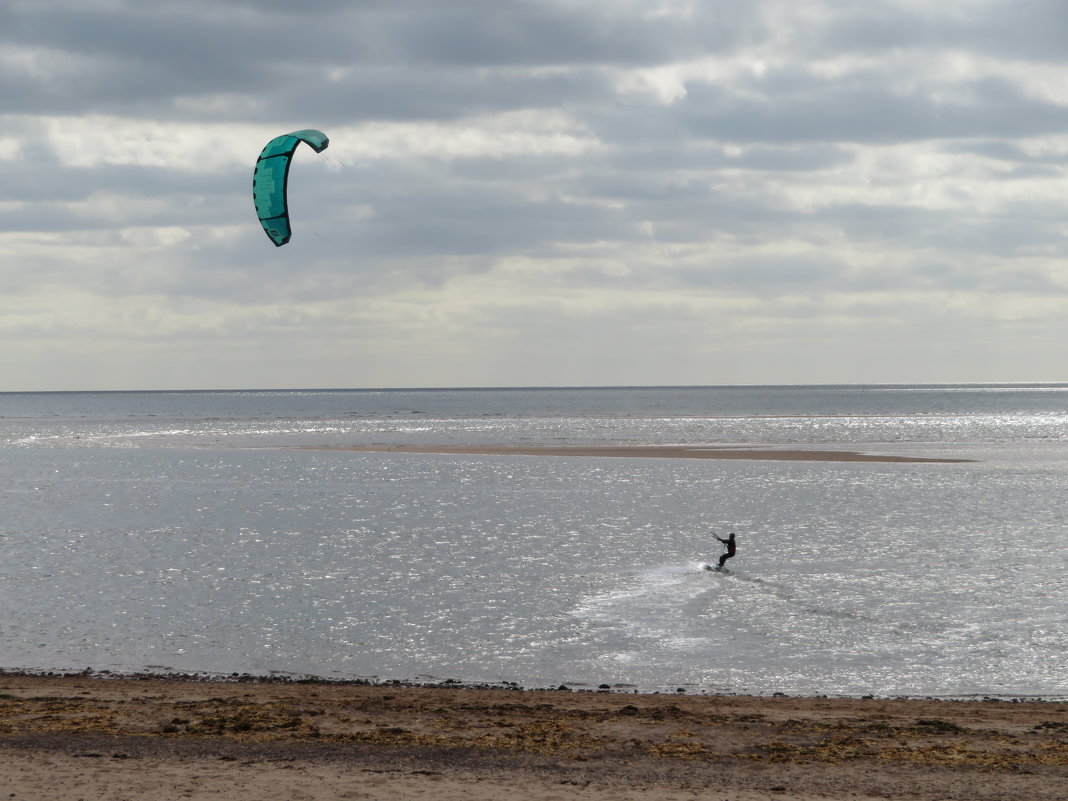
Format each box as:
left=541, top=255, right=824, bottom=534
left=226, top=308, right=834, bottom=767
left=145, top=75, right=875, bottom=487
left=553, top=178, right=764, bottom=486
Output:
left=0, top=385, right=1065, bottom=698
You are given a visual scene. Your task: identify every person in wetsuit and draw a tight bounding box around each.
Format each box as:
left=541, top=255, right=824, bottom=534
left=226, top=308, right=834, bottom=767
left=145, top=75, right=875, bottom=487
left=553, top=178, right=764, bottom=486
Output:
left=715, top=532, right=736, bottom=569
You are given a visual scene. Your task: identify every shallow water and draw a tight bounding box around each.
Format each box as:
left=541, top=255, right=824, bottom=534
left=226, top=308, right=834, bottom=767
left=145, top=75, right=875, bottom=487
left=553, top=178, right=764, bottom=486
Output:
left=1, top=385, right=1065, bottom=697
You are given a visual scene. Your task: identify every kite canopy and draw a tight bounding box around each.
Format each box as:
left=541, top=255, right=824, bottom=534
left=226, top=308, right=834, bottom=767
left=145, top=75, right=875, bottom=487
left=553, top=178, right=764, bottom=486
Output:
left=252, top=129, right=329, bottom=246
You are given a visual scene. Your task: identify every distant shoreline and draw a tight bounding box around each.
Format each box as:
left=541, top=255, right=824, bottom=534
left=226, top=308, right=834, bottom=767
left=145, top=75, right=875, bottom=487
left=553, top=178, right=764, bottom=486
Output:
left=293, top=443, right=975, bottom=464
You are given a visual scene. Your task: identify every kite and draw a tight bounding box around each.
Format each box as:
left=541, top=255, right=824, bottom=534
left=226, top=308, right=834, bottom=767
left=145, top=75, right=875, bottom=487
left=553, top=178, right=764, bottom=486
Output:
left=252, top=129, right=329, bottom=246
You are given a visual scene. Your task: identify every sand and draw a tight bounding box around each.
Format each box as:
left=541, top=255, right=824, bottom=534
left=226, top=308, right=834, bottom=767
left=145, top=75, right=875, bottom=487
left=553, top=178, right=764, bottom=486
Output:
left=1, top=673, right=1064, bottom=800
left=295, top=444, right=974, bottom=463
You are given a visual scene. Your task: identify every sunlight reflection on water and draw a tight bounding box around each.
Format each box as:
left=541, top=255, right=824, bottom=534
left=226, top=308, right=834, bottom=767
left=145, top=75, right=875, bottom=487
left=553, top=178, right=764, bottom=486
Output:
left=0, top=387, right=1065, bottom=697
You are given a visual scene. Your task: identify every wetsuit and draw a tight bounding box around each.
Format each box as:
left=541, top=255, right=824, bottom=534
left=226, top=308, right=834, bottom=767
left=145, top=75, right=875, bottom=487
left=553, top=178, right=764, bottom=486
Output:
left=717, top=534, right=736, bottom=568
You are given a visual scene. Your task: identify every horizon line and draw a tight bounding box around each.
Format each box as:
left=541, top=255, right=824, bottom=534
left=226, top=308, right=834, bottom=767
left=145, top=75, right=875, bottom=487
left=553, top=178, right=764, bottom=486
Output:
left=3, top=381, right=1067, bottom=395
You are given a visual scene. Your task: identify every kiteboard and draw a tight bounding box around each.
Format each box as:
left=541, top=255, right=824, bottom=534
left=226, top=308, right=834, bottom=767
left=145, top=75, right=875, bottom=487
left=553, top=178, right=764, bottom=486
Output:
left=701, top=563, right=731, bottom=574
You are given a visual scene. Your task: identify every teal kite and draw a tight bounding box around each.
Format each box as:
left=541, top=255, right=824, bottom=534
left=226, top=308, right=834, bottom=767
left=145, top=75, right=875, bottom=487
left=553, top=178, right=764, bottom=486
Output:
left=252, top=129, right=329, bottom=246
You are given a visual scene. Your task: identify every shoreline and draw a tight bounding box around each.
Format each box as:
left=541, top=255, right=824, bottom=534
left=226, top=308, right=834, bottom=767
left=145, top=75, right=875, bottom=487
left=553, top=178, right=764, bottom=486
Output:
left=293, top=443, right=975, bottom=463
left=1, top=672, right=1064, bottom=800
left=2, top=667, right=1063, bottom=703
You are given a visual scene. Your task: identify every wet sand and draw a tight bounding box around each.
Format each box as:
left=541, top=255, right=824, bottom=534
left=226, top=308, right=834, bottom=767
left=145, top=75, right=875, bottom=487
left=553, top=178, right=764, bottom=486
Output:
left=1, top=673, right=1063, bottom=800
left=298, top=444, right=973, bottom=463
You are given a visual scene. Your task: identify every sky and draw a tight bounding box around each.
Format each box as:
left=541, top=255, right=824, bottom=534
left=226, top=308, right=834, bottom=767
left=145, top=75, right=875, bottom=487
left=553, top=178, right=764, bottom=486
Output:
left=2, top=0, right=1067, bottom=391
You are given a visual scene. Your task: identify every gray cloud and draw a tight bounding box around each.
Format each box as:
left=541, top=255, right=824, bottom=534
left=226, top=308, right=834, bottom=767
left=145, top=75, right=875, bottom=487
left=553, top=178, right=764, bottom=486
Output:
left=679, top=74, right=1068, bottom=145
left=2, top=0, right=1067, bottom=389
left=945, top=140, right=1068, bottom=165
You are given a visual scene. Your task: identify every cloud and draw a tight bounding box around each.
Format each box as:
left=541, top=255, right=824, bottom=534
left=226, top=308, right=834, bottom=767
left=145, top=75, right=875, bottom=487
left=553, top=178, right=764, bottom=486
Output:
left=1, top=0, right=1067, bottom=389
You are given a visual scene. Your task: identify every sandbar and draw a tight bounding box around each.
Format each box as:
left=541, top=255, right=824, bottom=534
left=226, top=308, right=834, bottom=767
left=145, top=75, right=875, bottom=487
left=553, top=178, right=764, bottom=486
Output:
left=0, top=673, right=1062, bottom=800
left=300, top=444, right=973, bottom=463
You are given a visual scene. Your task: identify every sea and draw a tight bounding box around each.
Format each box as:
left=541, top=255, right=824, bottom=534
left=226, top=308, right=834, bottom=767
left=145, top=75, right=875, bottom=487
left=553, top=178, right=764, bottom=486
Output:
left=0, top=384, right=1065, bottom=699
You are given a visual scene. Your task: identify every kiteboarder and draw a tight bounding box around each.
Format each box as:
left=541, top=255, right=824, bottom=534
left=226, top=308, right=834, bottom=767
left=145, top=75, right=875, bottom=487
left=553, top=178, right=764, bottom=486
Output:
left=715, top=532, right=736, bottom=570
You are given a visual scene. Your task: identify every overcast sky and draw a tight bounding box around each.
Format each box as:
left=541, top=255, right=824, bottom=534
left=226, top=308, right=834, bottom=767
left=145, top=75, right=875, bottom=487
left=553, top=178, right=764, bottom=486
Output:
left=2, top=0, right=1067, bottom=390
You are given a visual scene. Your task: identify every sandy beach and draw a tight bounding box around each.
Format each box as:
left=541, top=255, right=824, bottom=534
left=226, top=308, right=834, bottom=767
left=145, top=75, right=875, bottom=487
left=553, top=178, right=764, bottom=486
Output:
left=297, top=444, right=973, bottom=463
left=1, top=673, right=1064, bottom=800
